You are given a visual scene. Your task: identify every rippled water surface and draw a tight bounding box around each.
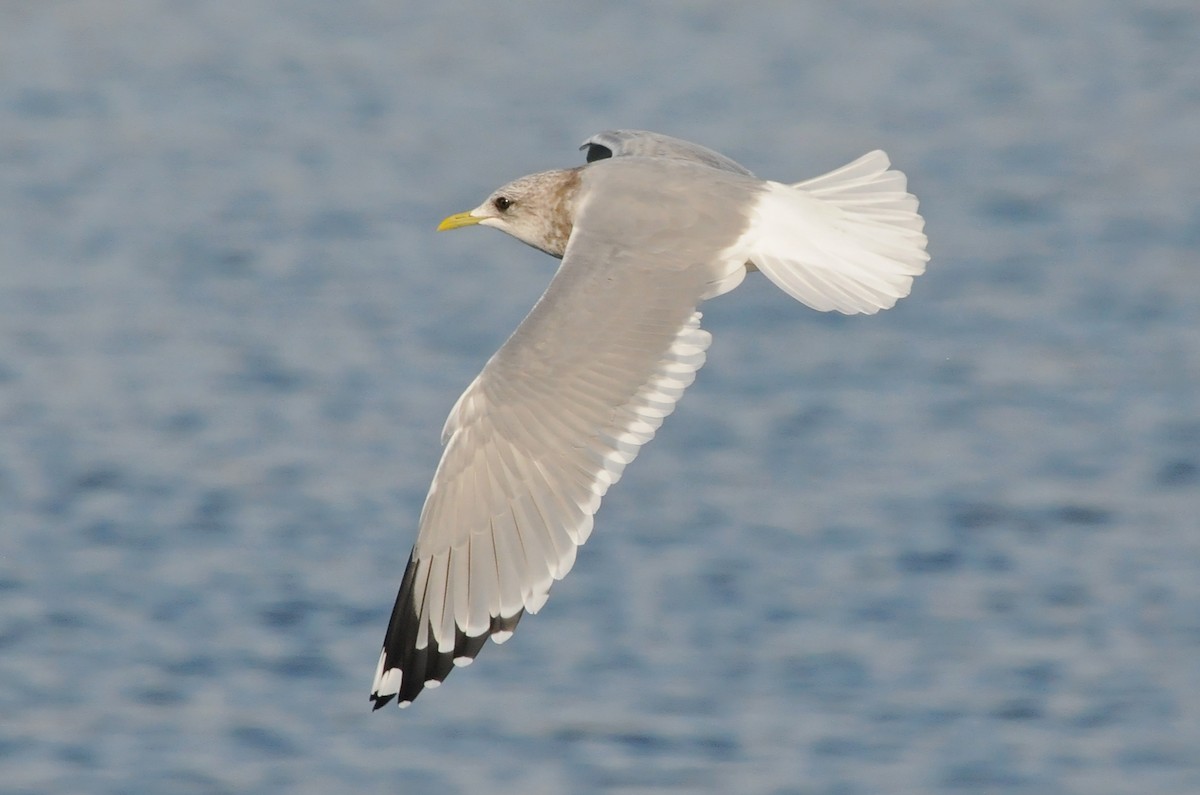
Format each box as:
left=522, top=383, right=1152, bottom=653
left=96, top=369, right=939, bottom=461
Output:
left=2, top=2, right=1198, bottom=793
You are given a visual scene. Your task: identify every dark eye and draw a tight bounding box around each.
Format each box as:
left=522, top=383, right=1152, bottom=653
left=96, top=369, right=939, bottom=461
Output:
left=493, top=196, right=512, bottom=212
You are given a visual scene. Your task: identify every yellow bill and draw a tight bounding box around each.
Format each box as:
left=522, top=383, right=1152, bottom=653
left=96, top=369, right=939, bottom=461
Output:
left=437, top=211, right=481, bottom=231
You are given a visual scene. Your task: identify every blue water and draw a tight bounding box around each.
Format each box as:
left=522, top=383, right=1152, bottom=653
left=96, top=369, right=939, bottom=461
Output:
left=2, top=2, right=1198, bottom=793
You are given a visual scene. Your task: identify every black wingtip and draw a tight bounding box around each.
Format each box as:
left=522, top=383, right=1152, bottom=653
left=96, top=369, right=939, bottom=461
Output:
left=372, top=548, right=528, bottom=711
left=582, top=142, right=614, bottom=163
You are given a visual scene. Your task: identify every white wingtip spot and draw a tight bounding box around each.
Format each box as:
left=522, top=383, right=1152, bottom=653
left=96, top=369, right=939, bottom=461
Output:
left=526, top=589, right=550, bottom=614
left=492, top=630, right=514, bottom=644
left=453, top=656, right=475, bottom=667
left=373, top=656, right=403, bottom=698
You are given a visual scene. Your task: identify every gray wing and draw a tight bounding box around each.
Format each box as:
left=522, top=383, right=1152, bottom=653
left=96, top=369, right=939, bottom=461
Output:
left=370, top=192, right=723, bottom=708
left=580, top=129, right=754, bottom=176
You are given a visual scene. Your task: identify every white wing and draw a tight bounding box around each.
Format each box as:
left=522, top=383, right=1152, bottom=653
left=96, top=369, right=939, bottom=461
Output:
left=733, top=150, right=929, bottom=315
left=371, top=206, right=721, bottom=708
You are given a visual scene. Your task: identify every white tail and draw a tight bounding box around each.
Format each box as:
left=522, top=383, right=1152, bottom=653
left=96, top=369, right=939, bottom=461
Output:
left=735, top=151, right=929, bottom=315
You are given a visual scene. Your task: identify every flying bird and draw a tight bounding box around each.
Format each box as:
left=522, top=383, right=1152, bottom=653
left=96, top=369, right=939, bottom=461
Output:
left=371, top=130, right=929, bottom=709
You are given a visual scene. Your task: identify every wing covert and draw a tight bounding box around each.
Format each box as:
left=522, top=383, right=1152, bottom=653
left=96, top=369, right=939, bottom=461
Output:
left=580, top=129, right=754, bottom=176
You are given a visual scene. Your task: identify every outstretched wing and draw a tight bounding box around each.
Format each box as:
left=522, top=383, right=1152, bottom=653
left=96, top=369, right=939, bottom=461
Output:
left=580, top=129, right=754, bottom=176
left=371, top=176, right=734, bottom=708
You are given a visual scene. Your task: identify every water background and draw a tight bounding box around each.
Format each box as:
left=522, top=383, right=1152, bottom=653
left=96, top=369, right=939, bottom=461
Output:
left=2, top=2, right=1198, bottom=793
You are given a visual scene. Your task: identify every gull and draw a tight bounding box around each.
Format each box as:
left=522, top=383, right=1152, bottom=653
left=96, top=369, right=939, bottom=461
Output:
left=371, top=130, right=929, bottom=709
